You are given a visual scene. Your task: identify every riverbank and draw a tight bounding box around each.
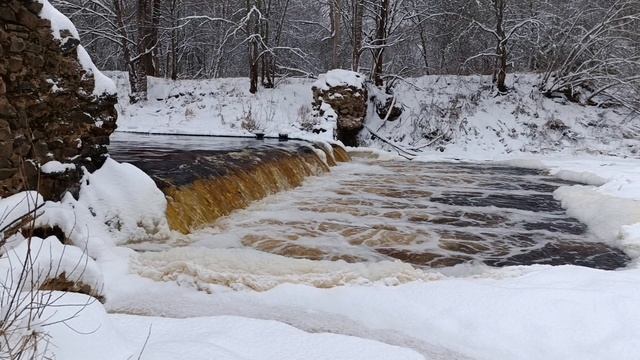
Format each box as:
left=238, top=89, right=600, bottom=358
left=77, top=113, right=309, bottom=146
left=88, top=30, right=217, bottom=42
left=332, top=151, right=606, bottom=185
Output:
left=108, top=71, right=639, bottom=159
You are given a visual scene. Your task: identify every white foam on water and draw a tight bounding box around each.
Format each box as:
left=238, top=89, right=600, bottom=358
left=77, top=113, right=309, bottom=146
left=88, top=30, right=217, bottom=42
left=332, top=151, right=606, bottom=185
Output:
left=133, top=247, right=437, bottom=291
left=127, top=158, right=628, bottom=290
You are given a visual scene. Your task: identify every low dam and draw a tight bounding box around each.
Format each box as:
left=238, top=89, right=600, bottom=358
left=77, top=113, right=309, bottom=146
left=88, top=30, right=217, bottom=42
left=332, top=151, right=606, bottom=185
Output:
left=109, top=133, right=630, bottom=271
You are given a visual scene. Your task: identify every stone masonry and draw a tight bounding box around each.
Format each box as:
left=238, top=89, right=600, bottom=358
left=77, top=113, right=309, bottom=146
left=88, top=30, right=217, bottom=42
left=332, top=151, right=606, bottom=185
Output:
left=0, top=0, right=117, bottom=200
left=312, top=70, right=368, bottom=147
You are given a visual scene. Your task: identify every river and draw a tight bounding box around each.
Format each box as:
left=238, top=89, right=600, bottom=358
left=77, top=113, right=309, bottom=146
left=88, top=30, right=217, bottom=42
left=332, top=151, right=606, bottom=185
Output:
left=110, top=132, right=630, bottom=272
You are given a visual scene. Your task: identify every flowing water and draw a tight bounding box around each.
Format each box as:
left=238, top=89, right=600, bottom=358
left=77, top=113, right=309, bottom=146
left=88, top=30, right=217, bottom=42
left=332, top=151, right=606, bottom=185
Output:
left=110, top=133, right=630, bottom=276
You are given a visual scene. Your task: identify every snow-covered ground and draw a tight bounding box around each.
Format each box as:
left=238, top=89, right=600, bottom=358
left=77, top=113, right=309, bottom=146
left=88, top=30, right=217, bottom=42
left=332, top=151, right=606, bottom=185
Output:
left=110, top=71, right=639, bottom=157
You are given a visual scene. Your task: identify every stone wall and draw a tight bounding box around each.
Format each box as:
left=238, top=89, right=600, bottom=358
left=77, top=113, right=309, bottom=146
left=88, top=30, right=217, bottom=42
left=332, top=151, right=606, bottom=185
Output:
left=312, top=70, right=368, bottom=147
left=0, top=0, right=117, bottom=200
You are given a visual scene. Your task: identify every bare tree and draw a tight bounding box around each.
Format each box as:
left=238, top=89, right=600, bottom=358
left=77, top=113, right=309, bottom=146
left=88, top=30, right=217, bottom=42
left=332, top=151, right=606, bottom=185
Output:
left=50, top=0, right=640, bottom=109
left=541, top=0, right=640, bottom=109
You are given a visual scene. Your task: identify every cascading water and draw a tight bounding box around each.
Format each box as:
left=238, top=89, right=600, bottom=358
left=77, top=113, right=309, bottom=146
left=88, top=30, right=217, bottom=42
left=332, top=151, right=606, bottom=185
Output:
left=110, top=134, right=349, bottom=233
left=110, top=133, right=630, bottom=291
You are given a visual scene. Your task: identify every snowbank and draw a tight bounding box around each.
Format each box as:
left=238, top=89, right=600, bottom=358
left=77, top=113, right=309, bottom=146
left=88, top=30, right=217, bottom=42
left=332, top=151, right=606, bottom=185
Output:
left=250, top=265, right=640, bottom=360
left=107, top=253, right=640, bottom=360
left=0, top=192, right=42, bottom=237
left=541, top=158, right=640, bottom=258
left=111, top=73, right=315, bottom=138
left=41, top=292, right=425, bottom=360
left=75, top=158, right=171, bottom=245
left=0, top=236, right=103, bottom=296
left=29, top=158, right=171, bottom=261
left=0, top=158, right=173, bottom=359
left=555, top=186, right=640, bottom=244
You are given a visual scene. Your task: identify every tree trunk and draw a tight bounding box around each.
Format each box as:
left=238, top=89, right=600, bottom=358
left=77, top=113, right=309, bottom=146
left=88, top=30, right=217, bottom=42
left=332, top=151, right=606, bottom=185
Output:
left=138, top=0, right=155, bottom=78
left=330, top=0, right=341, bottom=69
left=493, top=0, right=508, bottom=93
left=261, top=0, right=274, bottom=88
left=113, top=0, right=144, bottom=103
left=351, top=0, right=363, bottom=72
left=247, top=0, right=259, bottom=94
left=170, top=0, right=178, bottom=80
left=372, top=0, right=389, bottom=86
left=417, top=20, right=430, bottom=75
left=149, top=0, right=161, bottom=77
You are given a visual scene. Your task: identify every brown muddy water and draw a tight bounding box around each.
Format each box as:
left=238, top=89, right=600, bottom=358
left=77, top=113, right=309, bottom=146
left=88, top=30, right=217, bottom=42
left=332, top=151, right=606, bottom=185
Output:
left=110, top=133, right=630, bottom=271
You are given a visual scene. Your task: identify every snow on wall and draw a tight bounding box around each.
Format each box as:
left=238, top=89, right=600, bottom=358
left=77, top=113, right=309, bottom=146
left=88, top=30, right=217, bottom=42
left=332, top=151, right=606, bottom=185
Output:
left=313, top=69, right=365, bottom=91
left=37, top=0, right=116, bottom=96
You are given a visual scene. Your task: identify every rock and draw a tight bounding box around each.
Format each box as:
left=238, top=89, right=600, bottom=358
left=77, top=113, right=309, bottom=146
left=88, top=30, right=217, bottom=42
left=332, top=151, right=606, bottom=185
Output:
left=7, top=56, right=23, bottom=72
left=0, top=119, right=11, bottom=141
left=59, top=37, right=80, bottom=55
left=0, top=0, right=117, bottom=200
left=0, top=168, right=18, bottom=180
left=311, top=70, right=368, bottom=147
left=16, top=8, right=40, bottom=30
left=0, top=6, right=17, bottom=23
left=40, top=272, right=105, bottom=303
left=0, top=140, right=13, bottom=155
left=546, top=119, right=569, bottom=131
left=0, top=97, right=16, bottom=117
left=9, top=35, right=25, bottom=53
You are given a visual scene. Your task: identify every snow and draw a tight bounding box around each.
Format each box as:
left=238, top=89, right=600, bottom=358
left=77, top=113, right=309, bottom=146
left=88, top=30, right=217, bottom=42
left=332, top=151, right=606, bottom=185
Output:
left=40, top=291, right=425, bottom=360
left=37, top=0, right=116, bottom=96
left=73, top=158, right=171, bottom=245
left=113, top=314, right=425, bottom=360
left=0, top=192, right=42, bottom=234
left=366, top=74, right=638, bottom=159
left=111, top=73, right=316, bottom=138
left=24, top=158, right=170, bottom=262
left=313, top=69, right=365, bottom=91
left=109, top=72, right=638, bottom=160
left=76, top=46, right=118, bottom=96
left=250, top=265, right=640, bottom=360
left=0, top=236, right=103, bottom=296
left=38, top=0, right=79, bottom=40
left=40, top=160, right=76, bottom=174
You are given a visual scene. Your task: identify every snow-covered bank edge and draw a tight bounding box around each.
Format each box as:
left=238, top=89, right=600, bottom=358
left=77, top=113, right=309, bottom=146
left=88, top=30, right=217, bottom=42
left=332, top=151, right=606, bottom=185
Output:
left=494, top=156, right=640, bottom=261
